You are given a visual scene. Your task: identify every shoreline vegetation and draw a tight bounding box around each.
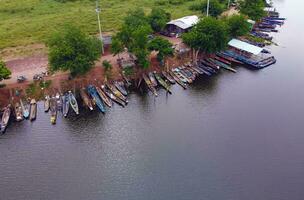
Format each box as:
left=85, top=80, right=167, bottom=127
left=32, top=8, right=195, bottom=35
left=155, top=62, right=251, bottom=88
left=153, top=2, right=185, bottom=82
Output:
left=0, top=0, right=283, bottom=133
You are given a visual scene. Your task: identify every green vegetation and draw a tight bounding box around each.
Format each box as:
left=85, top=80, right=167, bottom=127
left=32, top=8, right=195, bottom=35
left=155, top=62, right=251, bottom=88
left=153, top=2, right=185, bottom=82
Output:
left=148, top=37, right=174, bottom=64
left=190, top=0, right=227, bottom=17
left=225, top=14, right=251, bottom=38
left=102, top=60, right=113, bottom=78
left=39, top=80, right=52, bottom=89
left=0, top=60, right=11, bottom=81
left=182, top=17, right=228, bottom=64
left=148, top=8, right=171, bottom=32
left=240, top=0, right=266, bottom=21
left=0, top=0, right=203, bottom=49
left=48, top=25, right=102, bottom=76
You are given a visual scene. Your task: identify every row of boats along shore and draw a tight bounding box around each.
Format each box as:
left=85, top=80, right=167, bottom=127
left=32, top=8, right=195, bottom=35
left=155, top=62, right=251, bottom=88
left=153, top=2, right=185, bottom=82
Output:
left=0, top=9, right=285, bottom=134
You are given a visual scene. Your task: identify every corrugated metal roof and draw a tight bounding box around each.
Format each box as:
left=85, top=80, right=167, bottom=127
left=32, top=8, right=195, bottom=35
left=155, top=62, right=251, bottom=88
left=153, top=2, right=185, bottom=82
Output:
left=167, top=15, right=199, bottom=30
left=228, top=39, right=263, bottom=55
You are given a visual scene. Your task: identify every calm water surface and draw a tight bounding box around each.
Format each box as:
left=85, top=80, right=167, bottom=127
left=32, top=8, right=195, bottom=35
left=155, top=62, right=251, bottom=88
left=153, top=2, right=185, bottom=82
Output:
left=1, top=1, right=304, bottom=199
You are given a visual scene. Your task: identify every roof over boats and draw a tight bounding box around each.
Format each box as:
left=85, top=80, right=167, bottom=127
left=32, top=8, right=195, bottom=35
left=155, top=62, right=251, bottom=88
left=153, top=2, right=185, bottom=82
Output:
left=228, top=39, right=263, bottom=55
left=167, top=15, right=199, bottom=30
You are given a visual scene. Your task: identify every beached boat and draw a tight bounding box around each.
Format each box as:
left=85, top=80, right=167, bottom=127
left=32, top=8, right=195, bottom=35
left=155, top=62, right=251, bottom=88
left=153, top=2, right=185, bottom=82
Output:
left=214, top=56, right=231, bottom=65
left=44, top=95, right=50, bottom=112
left=148, top=72, right=158, bottom=87
left=143, top=74, right=158, bottom=96
left=122, top=73, right=132, bottom=87
left=29, top=99, right=37, bottom=121
left=20, top=99, right=30, bottom=119
left=50, top=97, right=57, bottom=125
left=169, top=71, right=187, bottom=89
left=106, top=83, right=128, bottom=103
left=14, top=102, right=23, bottom=122
left=190, top=66, right=204, bottom=75
left=68, top=91, right=79, bottom=115
left=101, top=85, right=125, bottom=107
left=212, top=59, right=237, bottom=73
left=62, top=94, right=70, bottom=117
left=162, top=71, right=176, bottom=84
left=87, top=85, right=106, bottom=113
left=172, top=68, right=191, bottom=84
left=154, top=73, right=172, bottom=94
left=96, top=86, right=112, bottom=108
left=114, top=81, right=128, bottom=96
left=80, top=88, right=94, bottom=111
left=56, top=93, right=63, bottom=112
left=1, top=106, right=11, bottom=133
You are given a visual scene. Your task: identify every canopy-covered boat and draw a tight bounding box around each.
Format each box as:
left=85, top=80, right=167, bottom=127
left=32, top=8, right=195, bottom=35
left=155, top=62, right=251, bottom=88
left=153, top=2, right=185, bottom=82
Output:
left=68, top=91, right=79, bottom=115
left=20, top=99, right=30, bottom=119
left=14, top=102, right=23, bottom=122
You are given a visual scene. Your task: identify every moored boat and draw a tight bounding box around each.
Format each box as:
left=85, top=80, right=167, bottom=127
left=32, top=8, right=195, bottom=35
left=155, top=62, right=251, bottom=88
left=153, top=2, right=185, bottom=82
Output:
left=14, top=102, right=23, bottom=122
left=169, top=71, right=187, bottom=89
left=50, top=97, right=57, bottom=125
left=20, top=99, right=30, bottom=119
left=87, top=85, right=106, bottom=113
left=68, top=91, right=79, bottom=115
left=62, top=94, right=70, bottom=117
left=80, top=88, right=94, bottom=111
left=154, top=73, right=172, bottom=94
left=1, top=106, right=11, bottom=133
left=29, top=99, right=37, bottom=121
left=211, top=59, right=237, bottom=73
left=172, top=68, right=190, bottom=84
left=114, top=81, right=128, bottom=96
left=162, top=71, right=176, bottom=84
left=96, top=86, right=112, bottom=108
left=44, top=95, right=50, bottom=112
left=143, top=74, right=158, bottom=96
left=101, top=85, right=125, bottom=107
left=148, top=72, right=158, bottom=87
left=106, top=83, right=128, bottom=103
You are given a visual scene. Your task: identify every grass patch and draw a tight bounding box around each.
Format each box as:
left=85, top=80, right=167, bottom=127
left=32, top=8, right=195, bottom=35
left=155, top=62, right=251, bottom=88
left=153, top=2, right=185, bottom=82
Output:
left=0, top=0, right=202, bottom=49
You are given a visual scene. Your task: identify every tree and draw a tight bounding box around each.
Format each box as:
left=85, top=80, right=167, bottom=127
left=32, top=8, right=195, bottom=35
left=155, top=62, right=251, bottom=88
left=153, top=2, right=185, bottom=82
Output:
left=182, top=17, right=228, bottom=65
left=102, top=60, right=112, bottom=78
left=0, top=60, right=11, bottom=81
left=225, top=14, right=251, bottom=38
left=148, top=37, right=173, bottom=65
left=148, top=8, right=171, bottom=32
left=202, top=0, right=225, bottom=17
left=115, top=9, right=152, bottom=69
left=111, top=36, right=124, bottom=59
left=240, top=0, right=266, bottom=21
left=48, top=25, right=102, bottom=77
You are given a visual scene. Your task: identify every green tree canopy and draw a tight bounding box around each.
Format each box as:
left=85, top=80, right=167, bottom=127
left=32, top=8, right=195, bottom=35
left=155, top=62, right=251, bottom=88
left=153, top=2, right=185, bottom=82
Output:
left=0, top=60, right=11, bottom=81
left=203, top=0, right=225, bottom=17
left=148, top=37, right=173, bottom=64
left=240, top=0, right=266, bottom=21
left=148, top=8, right=171, bottom=32
left=115, top=9, right=152, bottom=69
left=225, top=14, right=251, bottom=38
left=48, top=25, right=102, bottom=77
left=182, top=17, right=228, bottom=64
left=111, top=36, right=124, bottom=59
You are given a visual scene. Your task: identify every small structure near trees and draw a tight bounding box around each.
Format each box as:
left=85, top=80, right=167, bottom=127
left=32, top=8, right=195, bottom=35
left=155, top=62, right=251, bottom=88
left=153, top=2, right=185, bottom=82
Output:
left=162, top=15, right=199, bottom=37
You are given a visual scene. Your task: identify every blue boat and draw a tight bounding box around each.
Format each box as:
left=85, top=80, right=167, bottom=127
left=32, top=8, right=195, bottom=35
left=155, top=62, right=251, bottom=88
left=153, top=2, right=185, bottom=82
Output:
left=87, top=85, right=106, bottom=113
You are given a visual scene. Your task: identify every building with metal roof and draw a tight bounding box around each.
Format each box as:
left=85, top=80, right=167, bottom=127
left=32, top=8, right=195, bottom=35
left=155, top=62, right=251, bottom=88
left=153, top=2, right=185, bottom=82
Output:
left=163, top=15, right=199, bottom=37
left=228, top=39, right=263, bottom=55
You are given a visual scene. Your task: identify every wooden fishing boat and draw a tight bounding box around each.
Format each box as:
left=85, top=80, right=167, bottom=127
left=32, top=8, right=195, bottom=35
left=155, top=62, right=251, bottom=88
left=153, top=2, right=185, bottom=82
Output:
left=212, top=59, right=237, bottom=73
left=20, top=99, right=30, bottom=119
left=55, top=93, right=63, bottom=112
left=154, top=73, right=172, bottom=94
left=29, top=99, right=37, bottom=121
left=148, top=72, right=158, bottom=87
left=162, top=71, right=176, bottom=84
left=101, top=85, right=125, bottom=107
left=68, top=91, right=79, bottom=115
left=169, top=71, right=187, bottom=89
left=197, top=65, right=212, bottom=76
left=172, top=68, right=191, bottom=84
left=189, top=66, right=204, bottom=75
left=80, top=88, right=94, bottom=111
left=1, top=105, right=11, bottom=133
left=44, top=95, right=50, bottom=112
left=62, top=94, right=70, bottom=117
left=50, top=97, right=57, bottom=125
left=205, top=59, right=221, bottom=70
left=214, top=56, right=231, bottom=65
left=122, top=73, right=132, bottom=87
left=14, top=102, right=23, bottom=122
left=96, top=86, right=112, bottom=108
left=216, top=53, right=244, bottom=65
left=180, top=67, right=196, bottom=81
left=87, top=85, right=106, bottom=113
left=106, top=83, right=128, bottom=103
left=143, top=74, right=158, bottom=96
left=114, top=81, right=128, bottom=96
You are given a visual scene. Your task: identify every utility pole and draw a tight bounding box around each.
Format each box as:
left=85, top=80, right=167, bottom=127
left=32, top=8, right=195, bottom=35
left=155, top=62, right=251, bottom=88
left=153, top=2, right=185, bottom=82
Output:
left=206, top=0, right=210, bottom=17
left=96, top=0, right=104, bottom=54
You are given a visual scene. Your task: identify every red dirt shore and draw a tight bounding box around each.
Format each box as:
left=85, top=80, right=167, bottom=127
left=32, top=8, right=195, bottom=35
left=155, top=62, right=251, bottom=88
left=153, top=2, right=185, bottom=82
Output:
left=0, top=37, right=191, bottom=108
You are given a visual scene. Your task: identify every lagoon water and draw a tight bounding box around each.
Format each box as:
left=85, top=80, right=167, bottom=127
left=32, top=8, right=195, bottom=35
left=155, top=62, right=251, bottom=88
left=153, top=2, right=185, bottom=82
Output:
left=1, top=0, right=304, bottom=199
